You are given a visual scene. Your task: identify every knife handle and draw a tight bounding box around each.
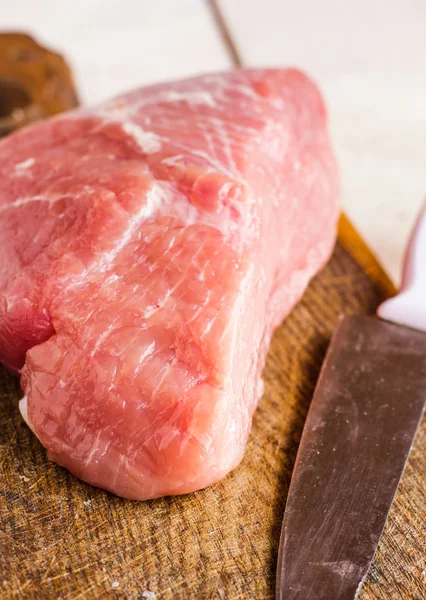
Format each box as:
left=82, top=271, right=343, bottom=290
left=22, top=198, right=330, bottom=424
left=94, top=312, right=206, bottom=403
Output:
left=378, top=199, right=426, bottom=332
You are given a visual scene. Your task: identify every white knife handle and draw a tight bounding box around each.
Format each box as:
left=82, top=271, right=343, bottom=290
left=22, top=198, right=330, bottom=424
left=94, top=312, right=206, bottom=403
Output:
left=378, top=200, right=426, bottom=332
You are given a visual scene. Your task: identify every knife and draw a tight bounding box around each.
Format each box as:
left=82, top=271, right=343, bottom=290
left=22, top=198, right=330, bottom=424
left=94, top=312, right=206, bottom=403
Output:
left=276, top=204, right=426, bottom=599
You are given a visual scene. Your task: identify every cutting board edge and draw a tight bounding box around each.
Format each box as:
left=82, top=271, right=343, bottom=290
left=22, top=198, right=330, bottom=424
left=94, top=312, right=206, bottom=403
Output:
left=338, top=213, right=396, bottom=298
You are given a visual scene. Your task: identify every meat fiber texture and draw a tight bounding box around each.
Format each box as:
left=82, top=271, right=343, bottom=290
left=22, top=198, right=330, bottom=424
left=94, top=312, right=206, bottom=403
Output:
left=0, top=69, right=339, bottom=500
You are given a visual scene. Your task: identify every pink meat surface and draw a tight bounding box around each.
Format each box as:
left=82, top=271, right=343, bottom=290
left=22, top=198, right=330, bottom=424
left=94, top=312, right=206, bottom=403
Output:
left=0, top=69, right=339, bottom=499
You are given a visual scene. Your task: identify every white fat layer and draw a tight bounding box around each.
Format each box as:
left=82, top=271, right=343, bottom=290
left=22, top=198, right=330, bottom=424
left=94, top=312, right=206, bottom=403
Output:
left=96, top=107, right=164, bottom=154
left=156, top=90, right=216, bottom=107
left=96, top=182, right=166, bottom=270
left=141, top=183, right=166, bottom=218
left=109, top=89, right=216, bottom=111
left=19, top=396, right=36, bottom=434
left=0, top=191, right=73, bottom=213
left=0, top=186, right=93, bottom=214
left=121, top=122, right=162, bottom=154
left=14, top=157, right=35, bottom=173
left=161, top=154, right=185, bottom=167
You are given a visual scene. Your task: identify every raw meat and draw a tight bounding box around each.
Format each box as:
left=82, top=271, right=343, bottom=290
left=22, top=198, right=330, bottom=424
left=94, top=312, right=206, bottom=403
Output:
left=0, top=69, right=339, bottom=500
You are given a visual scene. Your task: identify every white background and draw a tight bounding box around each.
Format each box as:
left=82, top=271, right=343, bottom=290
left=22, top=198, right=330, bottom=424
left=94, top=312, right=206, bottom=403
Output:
left=2, top=0, right=426, bottom=283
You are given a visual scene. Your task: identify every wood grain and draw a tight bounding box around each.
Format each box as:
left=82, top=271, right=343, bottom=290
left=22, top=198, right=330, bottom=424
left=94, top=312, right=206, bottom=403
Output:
left=1, top=218, right=424, bottom=599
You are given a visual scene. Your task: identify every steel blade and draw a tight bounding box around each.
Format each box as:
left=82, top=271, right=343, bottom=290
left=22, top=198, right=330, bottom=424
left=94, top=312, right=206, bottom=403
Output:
left=276, top=315, right=426, bottom=599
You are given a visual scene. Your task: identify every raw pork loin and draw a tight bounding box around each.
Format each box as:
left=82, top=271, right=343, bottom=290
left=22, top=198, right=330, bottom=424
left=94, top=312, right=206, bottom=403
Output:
left=0, top=69, right=339, bottom=499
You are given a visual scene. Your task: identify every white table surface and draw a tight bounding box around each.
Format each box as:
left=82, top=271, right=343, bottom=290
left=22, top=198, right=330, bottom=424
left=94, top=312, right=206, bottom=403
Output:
left=3, top=0, right=426, bottom=283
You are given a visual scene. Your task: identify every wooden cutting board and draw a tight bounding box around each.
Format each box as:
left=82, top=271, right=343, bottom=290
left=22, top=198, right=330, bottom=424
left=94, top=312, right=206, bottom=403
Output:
left=0, top=216, right=424, bottom=600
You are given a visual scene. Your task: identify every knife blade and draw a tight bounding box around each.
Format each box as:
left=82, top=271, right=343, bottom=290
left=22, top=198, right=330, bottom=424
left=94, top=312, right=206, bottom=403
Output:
left=276, top=204, right=426, bottom=599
